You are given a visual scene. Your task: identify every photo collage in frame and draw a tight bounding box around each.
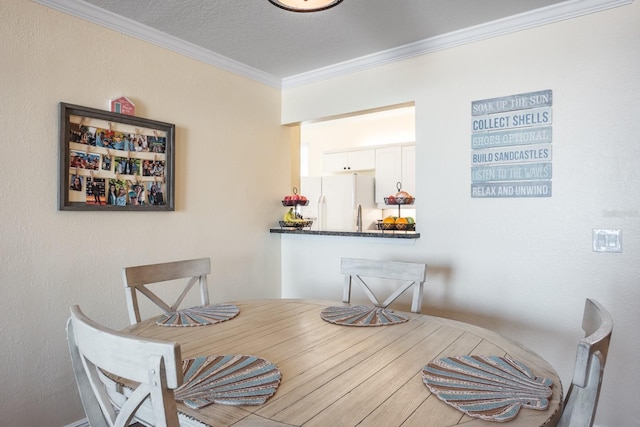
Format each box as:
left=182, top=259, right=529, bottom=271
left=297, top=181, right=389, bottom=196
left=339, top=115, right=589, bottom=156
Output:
left=59, top=103, right=175, bottom=211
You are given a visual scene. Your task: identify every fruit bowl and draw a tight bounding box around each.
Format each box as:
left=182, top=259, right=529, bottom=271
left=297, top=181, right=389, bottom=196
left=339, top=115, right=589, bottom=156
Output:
left=384, top=196, right=415, bottom=205
left=377, top=220, right=416, bottom=231
left=379, top=222, right=396, bottom=230
left=282, top=199, right=309, bottom=207
left=279, top=220, right=313, bottom=229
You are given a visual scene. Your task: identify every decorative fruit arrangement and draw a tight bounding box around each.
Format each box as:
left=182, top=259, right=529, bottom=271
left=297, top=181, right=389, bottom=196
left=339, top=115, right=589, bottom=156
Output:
left=380, top=183, right=415, bottom=231
left=279, top=187, right=312, bottom=229
left=279, top=207, right=313, bottom=229
left=384, top=189, right=414, bottom=205
left=379, top=215, right=415, bottom=231
left=282, top=187, right=308, bottom=206
left=283, top=208, right=304, bottom=223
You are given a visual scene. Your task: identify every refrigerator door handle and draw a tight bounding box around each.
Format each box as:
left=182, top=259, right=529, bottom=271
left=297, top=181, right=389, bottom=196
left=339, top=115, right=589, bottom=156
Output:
left=318, top=194, right=327, bottom=230
left=317, top=195, right=325, bottom=230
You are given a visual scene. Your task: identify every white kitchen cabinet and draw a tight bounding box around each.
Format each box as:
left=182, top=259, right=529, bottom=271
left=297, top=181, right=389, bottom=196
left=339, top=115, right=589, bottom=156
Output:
left=323, top=149, right=375, bottom=174
left=375, top=144, right=416, bottom=204
left=401, top=145, right=416, bottom=196
left=375, top=146, right=401, bottom=203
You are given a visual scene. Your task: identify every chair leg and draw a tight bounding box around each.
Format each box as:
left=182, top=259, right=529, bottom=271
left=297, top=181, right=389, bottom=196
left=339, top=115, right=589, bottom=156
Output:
left=411, top=283, right=424, bottom=314
left=67, top=319, right=110, bottom=427
left=342, top=276, right=352, bottom=304
left=200, top=276, right=210, bottom=306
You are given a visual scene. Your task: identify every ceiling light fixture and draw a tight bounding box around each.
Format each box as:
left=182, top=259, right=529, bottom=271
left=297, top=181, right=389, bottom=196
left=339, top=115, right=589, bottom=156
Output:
left=268, top=0, right=343, bottom=13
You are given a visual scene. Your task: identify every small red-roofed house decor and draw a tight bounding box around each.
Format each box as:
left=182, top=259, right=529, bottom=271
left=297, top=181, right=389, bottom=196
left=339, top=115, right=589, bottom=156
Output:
left=110, top=96, right=136, bottom=116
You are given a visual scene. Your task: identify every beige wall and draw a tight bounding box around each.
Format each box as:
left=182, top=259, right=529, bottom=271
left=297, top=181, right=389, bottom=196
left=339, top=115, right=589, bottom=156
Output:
left=281, top=3, right=640, bottom=426
left=0, top=1, right=289, bottom=425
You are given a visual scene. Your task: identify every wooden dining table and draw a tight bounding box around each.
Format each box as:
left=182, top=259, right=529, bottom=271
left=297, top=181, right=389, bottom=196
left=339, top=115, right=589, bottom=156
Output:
left=124, top=299, right=563, bottom=427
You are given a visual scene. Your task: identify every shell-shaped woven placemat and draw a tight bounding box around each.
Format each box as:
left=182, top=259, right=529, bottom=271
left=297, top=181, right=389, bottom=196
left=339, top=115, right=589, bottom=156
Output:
left=422, top=354, right=553, bottom=422
left=320, top=305, right=409, bottom=326
left=156, top=303, right=240, bottom=327
left=175, top=355, right=281, bottom=409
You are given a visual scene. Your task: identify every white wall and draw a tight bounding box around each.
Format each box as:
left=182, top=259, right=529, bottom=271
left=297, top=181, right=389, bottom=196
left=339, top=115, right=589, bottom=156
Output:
left=0, top=1, right=289, bottom=425
left=282, top=3, right=640, bottom=426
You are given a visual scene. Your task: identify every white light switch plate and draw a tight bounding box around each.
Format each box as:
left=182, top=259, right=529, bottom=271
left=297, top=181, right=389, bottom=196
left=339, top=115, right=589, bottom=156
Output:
left=593, top=228, right=622, bottom=253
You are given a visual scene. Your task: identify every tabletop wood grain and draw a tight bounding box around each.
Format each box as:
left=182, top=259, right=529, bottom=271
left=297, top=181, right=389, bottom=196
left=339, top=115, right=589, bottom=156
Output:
left=126, top=300, right=562, bottom=427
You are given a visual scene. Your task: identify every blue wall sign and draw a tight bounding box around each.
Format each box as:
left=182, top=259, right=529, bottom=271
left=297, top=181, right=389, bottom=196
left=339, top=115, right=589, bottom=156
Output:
left=471, top=144, right=552, bottom=166
left=471, top=181, right=552, bottom=198
left=471, top=126, right=552, bottom=149
left=471, top=107, right=552, bottom=132
left=471, top=89, right=552, bottom=116
left=470, top=90, right=553, bottom=198
left=471, top=162, right=552, bottom=182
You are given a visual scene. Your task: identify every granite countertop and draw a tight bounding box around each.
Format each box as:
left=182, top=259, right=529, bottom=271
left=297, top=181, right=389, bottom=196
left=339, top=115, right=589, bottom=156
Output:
left=269, top=228, right=420, bottom=239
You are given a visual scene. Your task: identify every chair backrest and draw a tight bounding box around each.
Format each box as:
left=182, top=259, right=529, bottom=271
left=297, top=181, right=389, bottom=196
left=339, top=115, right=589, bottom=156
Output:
left=557, top=298, right=613, bottom=427
left=123, top=257, right=211, bottom=324
left=341, top=257, right=427, bottom=313
left=66, top=305, right=183, bottom=427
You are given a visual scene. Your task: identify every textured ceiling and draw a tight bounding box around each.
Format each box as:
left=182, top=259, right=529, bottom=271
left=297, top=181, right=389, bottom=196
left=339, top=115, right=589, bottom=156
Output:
left=73, top=0, right=568, bottom=77
left=38, top=0, right=628, bottom=86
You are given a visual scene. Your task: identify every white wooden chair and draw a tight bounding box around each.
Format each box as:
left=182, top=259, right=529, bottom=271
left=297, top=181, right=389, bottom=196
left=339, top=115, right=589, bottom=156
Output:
left=557, top=298, right=613, bottom=427
left=341, top=257, right=427, bottom=313
left=66, top=305, right=183, bottom=427
left=122, top=258, right=211, bottom=325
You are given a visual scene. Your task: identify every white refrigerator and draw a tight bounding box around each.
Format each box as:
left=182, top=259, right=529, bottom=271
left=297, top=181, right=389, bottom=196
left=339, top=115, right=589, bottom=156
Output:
left=300, top=174, right=378, bottom=231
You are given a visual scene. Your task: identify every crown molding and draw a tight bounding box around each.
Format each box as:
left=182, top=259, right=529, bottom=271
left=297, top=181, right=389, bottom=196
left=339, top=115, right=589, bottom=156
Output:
left=281, top=0, right=633, bottom=89
left=34, top=0, right=632, bottom=90
left=33, top=0, right=283, bottom=88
